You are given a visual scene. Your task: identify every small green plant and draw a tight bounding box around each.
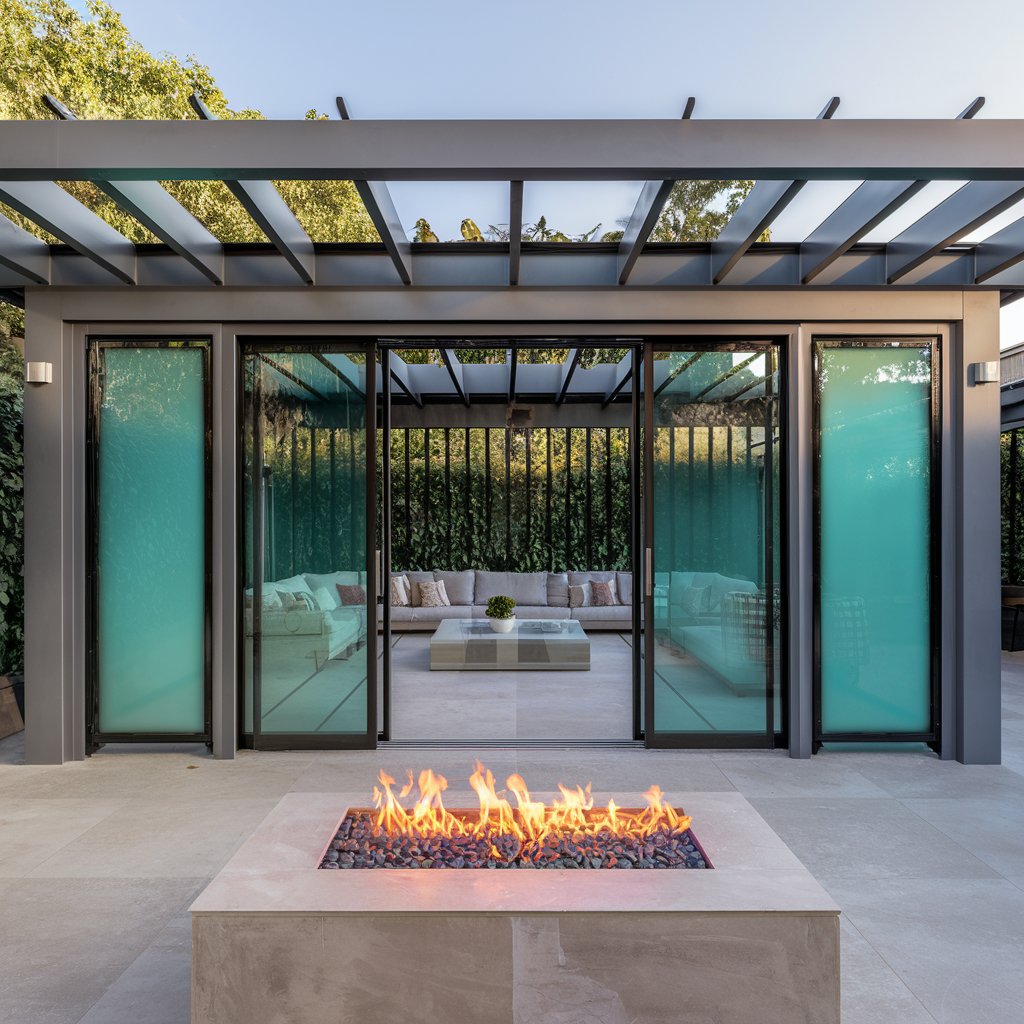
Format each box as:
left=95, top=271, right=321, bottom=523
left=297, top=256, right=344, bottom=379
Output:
left=485, top=595, right=516, bottom=619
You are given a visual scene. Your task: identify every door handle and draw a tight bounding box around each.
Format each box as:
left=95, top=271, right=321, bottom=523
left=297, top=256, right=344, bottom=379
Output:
left=645, top=547, right=653, bottom=597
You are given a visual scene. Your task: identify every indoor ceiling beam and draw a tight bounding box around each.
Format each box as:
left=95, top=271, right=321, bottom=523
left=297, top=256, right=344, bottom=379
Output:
left=0, top=180, right=135, bottom=284
left=335, top=97, right=412, bottom=285
left=712, top=98, right=840, bottom=285
left=12, top=116, right=1024, bottom=180
left=508, top=180, right=523, bottom=285
left=886, top=178, right=1024, bottom=283
left=617, top=97, right=695, bottom=286
left=801, top=98, right=986, bottom=284
left=41, top=94, right=223, bottom=285
left=0, top=208, right=49, bottom=284
left=189, top=94, right=315, bottom=285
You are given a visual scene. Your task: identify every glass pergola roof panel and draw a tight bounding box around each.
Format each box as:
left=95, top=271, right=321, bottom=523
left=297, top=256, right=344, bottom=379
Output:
left=272, top=181, right=380, bottom=243
left=522, top=181, right=646, bottom=242
left=861, top=180, right=965, bottom=243
left=386, top=181, right=510, bottom=242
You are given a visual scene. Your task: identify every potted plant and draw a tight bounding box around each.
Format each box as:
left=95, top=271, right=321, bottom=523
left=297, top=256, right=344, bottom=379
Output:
left=485, top=595, right=516, bottom=633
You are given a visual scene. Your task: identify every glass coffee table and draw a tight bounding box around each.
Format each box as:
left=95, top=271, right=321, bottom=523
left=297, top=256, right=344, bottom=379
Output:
left=429, top=619, right=590, bottom=671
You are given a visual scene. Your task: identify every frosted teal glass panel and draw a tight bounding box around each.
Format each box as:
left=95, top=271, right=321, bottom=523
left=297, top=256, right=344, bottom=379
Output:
left=817, top=343, right=933, bottom=735
left=96, top=346, right=206, bottom=734
left=242, top=349, right=371, bottom=741
left=649, top=347, right=781, bottom=741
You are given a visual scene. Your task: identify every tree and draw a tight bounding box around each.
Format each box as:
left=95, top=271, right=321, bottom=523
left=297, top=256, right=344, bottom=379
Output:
left=0, top=337, right=23, bottom=673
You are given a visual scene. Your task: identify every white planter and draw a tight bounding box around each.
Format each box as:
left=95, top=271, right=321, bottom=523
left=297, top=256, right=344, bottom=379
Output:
left=489, top=616, right=515, bottom=634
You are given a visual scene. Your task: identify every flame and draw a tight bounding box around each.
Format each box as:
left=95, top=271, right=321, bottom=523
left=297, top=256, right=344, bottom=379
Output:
left=371, top=761, right=691, bottom=854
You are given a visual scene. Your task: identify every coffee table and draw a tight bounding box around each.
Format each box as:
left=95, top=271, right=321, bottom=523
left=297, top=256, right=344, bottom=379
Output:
left=429, top=618, right=590, bottom=671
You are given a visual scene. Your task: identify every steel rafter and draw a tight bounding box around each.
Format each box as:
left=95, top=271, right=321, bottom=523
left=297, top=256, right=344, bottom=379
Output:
left=509, top=180, right=524, bottom=285
left=555, top=348, right=581, bottom=405
left=617, top=97, right=695, bottom=286
left=802, top=97, right=985, bottom=284
left=440, top=348, right=469, bottom=406
left=0, top=208, right=49, bottom=284
left=189, top=94, right=315, bottom=285
left=712, top=97, right=840, bottom=285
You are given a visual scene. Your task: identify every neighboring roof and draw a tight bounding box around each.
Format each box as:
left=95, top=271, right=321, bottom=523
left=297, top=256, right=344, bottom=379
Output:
left=6, top=103, right=1024, bottom=303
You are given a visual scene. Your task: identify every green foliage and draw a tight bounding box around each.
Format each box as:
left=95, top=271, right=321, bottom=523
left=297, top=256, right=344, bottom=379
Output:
left=1002, top=430, right=1024, bottom=583
left=0, top=337, right=24, bottom=673
left=0, top=303, right=25, bottom=342
left=485, top=595, right=516, bottom=619
left=0, top=0, right=377, bottom=243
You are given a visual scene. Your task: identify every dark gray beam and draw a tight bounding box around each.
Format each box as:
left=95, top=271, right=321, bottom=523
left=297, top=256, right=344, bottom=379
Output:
left=601, top=354, right=633, bottom=408
left=507, top=348, right=517, bottom=404
left=693, top=353, right=760, bottom=400
left=617, top=98, right=695, bottom=286
left=801, top=98, right=985, bottom=284
left=654, top=351, right=703, bottom=397
left=975, top=213, right=1024, bottom=283
left=712, top=98, right=840, bottom=285
left=440, top=348, right=469, bottom=406
left=0, top=288, right=25, bottom=307
left=509, top=180, right=523, bottom=286
left=555, top=348, right=581, bottom=405
left=388, top=354, right=423, bottom=408
left=0, top=209, right=49, bottom=284
left=42, top=95, right=223, bottom=285
left=887, top=180, right=1024, bottom=283
left=12, top=117, right=1024, bottom=181
left=189, top=94, right=315, bottom=285
left=335, top=98, right=412, bottom=285
left=0, top=181, right=134, bottom=284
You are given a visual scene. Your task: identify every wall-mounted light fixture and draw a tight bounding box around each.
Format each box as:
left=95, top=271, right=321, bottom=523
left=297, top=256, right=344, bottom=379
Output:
left=24, top=361, right=53, bottom=385
left=970, top=361, right=1000, bottom=385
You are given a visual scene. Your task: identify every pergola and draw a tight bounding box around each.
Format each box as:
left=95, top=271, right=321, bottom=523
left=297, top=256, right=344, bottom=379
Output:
left=5, top=96, right=1024, bottom=305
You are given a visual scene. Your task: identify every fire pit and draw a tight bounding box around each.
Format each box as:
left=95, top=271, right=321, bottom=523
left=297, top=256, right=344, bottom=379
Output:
left=319, top=764, right=710, bottom=870
left=192, top=778, right=840, bottom=1024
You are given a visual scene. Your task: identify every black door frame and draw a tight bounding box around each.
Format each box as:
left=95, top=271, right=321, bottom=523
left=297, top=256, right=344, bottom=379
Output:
left=641, top=338, right=788, bottom=750
left=240, top=339, right=378, bottom=751
left=85, top=337, right=213, bottom=751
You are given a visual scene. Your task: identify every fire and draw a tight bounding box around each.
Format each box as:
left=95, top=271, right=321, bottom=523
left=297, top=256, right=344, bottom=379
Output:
left=371, top=761, right=691, bottom=849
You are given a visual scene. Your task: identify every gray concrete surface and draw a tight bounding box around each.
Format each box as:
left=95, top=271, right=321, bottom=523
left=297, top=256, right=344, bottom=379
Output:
left=2, top=653, right=1024, bottom=1023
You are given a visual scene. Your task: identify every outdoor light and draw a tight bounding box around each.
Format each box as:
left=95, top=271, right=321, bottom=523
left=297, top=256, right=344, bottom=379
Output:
left=970, top=360, right=1000, bottom=384
left=24, top=361, right=52, bottom=384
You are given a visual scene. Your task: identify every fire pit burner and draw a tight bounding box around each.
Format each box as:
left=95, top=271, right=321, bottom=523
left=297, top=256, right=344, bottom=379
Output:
left=317, top=763, right=710, bottom=870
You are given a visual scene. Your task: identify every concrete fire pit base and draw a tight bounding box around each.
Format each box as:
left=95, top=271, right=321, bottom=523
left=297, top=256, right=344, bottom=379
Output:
left=191, top=793, right=840, bottom=1024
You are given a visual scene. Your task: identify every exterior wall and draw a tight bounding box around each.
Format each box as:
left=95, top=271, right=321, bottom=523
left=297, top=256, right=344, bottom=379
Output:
left=20, top=287, right=1001, bottom=764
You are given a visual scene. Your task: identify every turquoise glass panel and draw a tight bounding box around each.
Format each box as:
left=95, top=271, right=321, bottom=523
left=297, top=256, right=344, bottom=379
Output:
left=649, top=348, right=781, bottom=739
left=242, top=349, right=370, bottom=739
left=96, top=346, right=206, bottom=734
left=817, top=344, right=932, bottom=734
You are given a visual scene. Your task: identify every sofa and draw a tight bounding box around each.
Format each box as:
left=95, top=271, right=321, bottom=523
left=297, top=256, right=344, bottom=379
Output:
left=657, top=570, right=778, bottom=695
left=388, top=569, right=633, bottom=631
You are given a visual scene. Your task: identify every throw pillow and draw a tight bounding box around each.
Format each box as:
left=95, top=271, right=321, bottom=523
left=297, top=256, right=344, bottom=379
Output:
left=391, top=575, right=411, bottom=607
left=336, top=583, right=367, bottom=606
left=569, top=583, right=592, bottom=608
left=275, top=589, right=313, bottom=611
left=418, top=579, right=450, bottom=608
left=314, top=585, right=338, bottom=611
left=591, top=579, right=618, bottom=607
left=681, top=584, right=712, bottom=617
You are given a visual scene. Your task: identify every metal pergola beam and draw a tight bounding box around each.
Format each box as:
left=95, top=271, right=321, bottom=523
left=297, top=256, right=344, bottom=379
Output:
left=440, top=348, right=469, bottom=406
left=0, top=208, right=49, bottom=284
left=555, top=348, right=581, bottom=405
left=507, top=348, right=517, bottom=404
left=41, top=95, right=223, bottom=285
left=801, top=97, right=985, bottom=284
left=508, top=180, right=523, bottom=286
left=887, top=179, right=1024, bottom=283
left=0, top=180, right=135, bottom=284
left=388, top=353, right=423, bottom=408
left=335, top=98, right=412, bottom=285
left=11, top=117, right=1024, bottom=180
left=189, top=95, right=315, bottom=285
left=601, top=353, right=633, bottom=408
left=712, top=98, right=840, bottom=285
left=616, top=98, right=695, bottom=286
left=975, top=214, right=1024, bottom=283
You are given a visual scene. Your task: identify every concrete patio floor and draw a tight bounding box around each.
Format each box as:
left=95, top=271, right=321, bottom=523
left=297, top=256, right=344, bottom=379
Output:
left=2, top=655, right=1024, bottom=1024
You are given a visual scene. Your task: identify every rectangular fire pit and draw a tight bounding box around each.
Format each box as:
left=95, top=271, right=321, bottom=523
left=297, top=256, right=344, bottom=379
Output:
left=192, top=791, right=839, bottom=1023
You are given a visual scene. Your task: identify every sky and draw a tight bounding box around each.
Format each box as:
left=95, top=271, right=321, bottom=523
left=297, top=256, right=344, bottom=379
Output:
left=98, top=0, right=1024, bottom=344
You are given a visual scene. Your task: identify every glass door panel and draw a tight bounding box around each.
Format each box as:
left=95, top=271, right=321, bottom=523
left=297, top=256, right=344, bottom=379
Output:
left=242, top=345, right=376, bottom=748
left=644, top=343, right=781, bottom=747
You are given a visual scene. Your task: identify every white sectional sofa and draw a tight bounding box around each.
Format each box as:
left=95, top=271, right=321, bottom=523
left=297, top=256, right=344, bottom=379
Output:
left=388, top=569, right=633, bottom=631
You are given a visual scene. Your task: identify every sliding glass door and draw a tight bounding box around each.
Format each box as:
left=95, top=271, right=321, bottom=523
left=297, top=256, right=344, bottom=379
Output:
left=241, top=344, right=377, bottom=749
left=643, top=342, right=783, bottom=748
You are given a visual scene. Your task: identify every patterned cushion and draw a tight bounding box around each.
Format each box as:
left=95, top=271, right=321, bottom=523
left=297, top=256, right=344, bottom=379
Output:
left=391, top=575, right=411, bottom=607
left=336, top=583, right=367, bottom=606
left=569, top=583, right=592, bottom=608
left=400, top=571, right=437, bottom=607
left=681, top=585, right=712, bottom=617
left=276, top=589, right=317, bottom=611
left=591, top=579, right=618, bottom=606
left=418, top=579, right=450, bottom=608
